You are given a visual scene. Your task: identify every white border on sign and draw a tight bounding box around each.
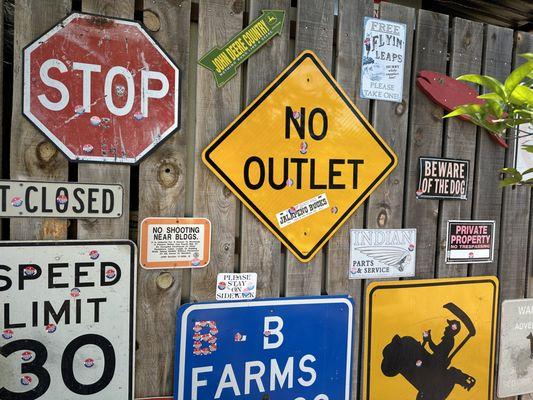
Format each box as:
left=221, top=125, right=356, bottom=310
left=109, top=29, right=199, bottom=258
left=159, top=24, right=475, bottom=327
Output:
left=445, top=220, right=496, bottom=264
left=23, top=13, right=180, bottom=164
left=177, top=297, right=354, bottom=400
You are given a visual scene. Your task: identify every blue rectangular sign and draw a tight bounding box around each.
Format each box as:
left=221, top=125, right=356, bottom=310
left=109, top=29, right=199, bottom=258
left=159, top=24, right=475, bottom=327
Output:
left=173, top=296, right=354, bottom=400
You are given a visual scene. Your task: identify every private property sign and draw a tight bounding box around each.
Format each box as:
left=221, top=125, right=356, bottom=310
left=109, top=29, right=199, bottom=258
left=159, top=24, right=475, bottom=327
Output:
left=445, top=220, right=495, bottom=263
left=23, top=13, right=180, bottom=163
left=203, top=51, right=396, bottom=262
left=173, top=296, right=354, bottom=400
left=0, top=241, right=136, bottom=399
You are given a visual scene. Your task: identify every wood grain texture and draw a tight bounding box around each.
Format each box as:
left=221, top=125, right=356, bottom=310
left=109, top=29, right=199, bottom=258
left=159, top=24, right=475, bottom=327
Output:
left=404, top=10, right=449, bottom=279
left=0, top=0, right=3, bottom=239
left=190, top=0, right=243, bottom=302
left=285, top=0, right=334, bottom=296
left=9, top=0, right=71, bottom=241
left=135, top=1, right=191, bottom=396
left=239, top=0, right=290, bottom=298
left=77, top=0, right=134, bottom=240
left=434, top=18, right=483, bottom=278
left=325, top=1, right=372, bottom=397
left=498, top=30, right=532, bottom=303
left=367, top=3, right=415, bottom=231
left=470, top=24, right=514, bottom=276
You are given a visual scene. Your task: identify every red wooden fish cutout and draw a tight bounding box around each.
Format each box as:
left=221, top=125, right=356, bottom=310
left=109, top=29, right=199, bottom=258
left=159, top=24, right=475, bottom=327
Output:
left=417, top=70, right=507, bottom=148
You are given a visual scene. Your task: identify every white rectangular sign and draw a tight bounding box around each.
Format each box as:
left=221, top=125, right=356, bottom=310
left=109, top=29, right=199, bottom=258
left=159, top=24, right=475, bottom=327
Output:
left=216, top=273, right=257, bottom=301
left=0, top=241, right=136, bottom=399
left=276, top=193, right=329, bottom=228
left=360, top=17, right=406, bottom=102
left=514, top=122, right=533, bottom=177
left=349, top=228, right=416, bottom=279
left=0, top=180, right=123, bottom=218
left=498, top=298, right=533, bottom=397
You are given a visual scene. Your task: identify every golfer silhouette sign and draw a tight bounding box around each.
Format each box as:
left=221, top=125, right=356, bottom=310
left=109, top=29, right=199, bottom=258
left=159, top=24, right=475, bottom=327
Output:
left=363, top=277, right=498, bottom=400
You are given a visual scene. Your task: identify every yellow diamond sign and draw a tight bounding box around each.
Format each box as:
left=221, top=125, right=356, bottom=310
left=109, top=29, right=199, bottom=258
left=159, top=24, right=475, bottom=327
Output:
left=203, top=51, right=397, bottom=261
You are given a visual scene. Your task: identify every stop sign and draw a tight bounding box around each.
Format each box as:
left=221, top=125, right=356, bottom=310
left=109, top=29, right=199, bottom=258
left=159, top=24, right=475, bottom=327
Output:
left=23, top=13, right=180, bottom=164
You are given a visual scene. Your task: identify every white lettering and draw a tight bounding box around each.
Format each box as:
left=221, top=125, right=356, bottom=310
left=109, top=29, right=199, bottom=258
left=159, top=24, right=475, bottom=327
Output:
left=72, top=62, right=101, bottom=112
left=38, top=59, right=69, bottom=111
left=191, top=366, right=212, bottom=400
left=244, top=360, right=265, bottom=394
left=215, top=364, right=241, bottom=399
left=264, top=316, right=284, bottom=349
left=104, top=66, right=134, bottom=116
left=141, top=70, right=170, bottom=117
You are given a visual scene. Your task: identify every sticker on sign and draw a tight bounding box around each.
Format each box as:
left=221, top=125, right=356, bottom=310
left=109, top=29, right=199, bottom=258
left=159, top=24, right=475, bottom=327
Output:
left=0, top=179, right=123, bottom=218
left=0, top=241, right=136, bottom=399
left=276, top=193, right=329, bottom=228
left=216, top=273, right=257, bottom=301
left=173, top=296, right=354, bottom=400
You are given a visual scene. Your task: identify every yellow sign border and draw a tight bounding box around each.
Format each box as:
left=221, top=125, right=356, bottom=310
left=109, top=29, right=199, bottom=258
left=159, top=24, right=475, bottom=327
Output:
left=363, top=276, right=499, bottom=400
left=202, top=50, right=397, bottom=262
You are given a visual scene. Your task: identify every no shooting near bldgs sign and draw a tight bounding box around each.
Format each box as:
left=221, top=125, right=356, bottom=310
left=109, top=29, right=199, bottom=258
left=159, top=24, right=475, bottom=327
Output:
left=203, top=51, right=396, bottom=261
left=23, top=13, right=180, bottom=163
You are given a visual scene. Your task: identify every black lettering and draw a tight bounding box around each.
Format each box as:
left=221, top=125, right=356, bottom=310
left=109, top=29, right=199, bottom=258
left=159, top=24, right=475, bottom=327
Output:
left=41, top=187, right=52, bottom=213
left=290, top=158, right=308, bottom=189
left=48, top=263, right=69, bottom=288
left=88, top=188, right=98, bottom=214
left=72, top=188, right=85, bottom=213
left=3, top=303, right=26, bottom=328
left=309, top=159, right=327, bottom=189
left=329, top=159, right=346, bottom=189
left=0, top=185, right=8, bottom=212
left=347, top=159, right=364, bottom=189
left=87, top=298, right=106, bottom=323
left=44, top=300, right=70, bottom=325
left=243, top=156, right=265, bottom=190
left=308, top=107, right=328, bottom=140
left=100, top=262, right=122, bottom=286
left=55, top=187, right=68, bottom=213
left=75, top=262, right=95, bottom=287
left=102, top=189, right=114, bottom=213
left=25, top=186, right=38, bottom=213
left=268, top=157, right=288, bottom=190
left=285, top=106, right=305, bottom=139
left=19, top=264, right=42, bottom=290
left=0, top=265, right=12, bottom=291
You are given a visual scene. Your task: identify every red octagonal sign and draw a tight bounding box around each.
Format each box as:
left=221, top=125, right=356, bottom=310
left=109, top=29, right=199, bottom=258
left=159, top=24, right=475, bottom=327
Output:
left=23, top=13, right=180, bottom=163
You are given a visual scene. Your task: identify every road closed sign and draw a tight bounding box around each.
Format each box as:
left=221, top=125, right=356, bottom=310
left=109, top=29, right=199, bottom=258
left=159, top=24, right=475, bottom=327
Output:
left=497, top=299, right=533, bottom=397
left=363, top=277, right=498, bottom=400
left=23, top=13, right=180, bottom=163
left=203, top=51, right=396, bottom=261
left=0, top=241, right=136, bottom=399
left=173, top=296, right=354, bottom=400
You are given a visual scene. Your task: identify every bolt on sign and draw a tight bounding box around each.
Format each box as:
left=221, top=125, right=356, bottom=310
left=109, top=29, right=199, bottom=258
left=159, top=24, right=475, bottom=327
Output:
left=363, top=277, right=498, bottom=400
left=198, top=10, right=285, bottom=87
left=173, top=296, right=354, bottom=400
left=0, top=180, right=123, bottom=218
left=139, top=218, right=211, bottom=269
left=23, top=13, right=180, bottom=164
left=445, top=220, right=495, bottom=264
left=203, top=51, right=397, bottom=262
left=0, top=241, right=136, bottom=399
left=417, top=157, right=469, bottom=200
left=497, top=299, right=533, bottom=397
left=349, top=228, right=416, bottom=279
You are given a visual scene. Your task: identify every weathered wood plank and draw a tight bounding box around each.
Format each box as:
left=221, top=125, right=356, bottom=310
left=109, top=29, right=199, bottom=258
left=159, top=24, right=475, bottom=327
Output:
left=285, top=0, right=335, bottom=296
left=367, top=3, right=415, bottom=231
left=190, top=0, right=243, bottom=302
left=404, top=10, right=449, bottom=279
left=0, top=0, right=4, bottom=239
left=77, top=0, right=134, bottom=240
left=435, top=18, right=483, bottom=278
left=240, top=0, right=290, bottom=298
left=470, top=24, right=514, bottom=276
left=135, top=1, right=191, bottom=397
left=325, top=1, right=372, bottom=397
left=9, top=0, right=71, bottom=241
left=498, top=30, right=532, bottom=303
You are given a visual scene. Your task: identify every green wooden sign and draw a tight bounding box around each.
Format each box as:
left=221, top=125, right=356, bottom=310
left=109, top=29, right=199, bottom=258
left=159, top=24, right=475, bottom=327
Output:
left=198, top=10, right=285, bottom=87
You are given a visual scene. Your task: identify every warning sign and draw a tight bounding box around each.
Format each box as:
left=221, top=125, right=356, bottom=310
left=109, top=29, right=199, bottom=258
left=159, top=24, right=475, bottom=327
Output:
left=497, top=298, right=533, bottom=397
left=417, top=157, right=469, bottom=200
left=216, top=273, right=257, bottom=301
left=203, top=51, right=396, bottom=262
left=445, top=220, right=495, bottom=264
left=363, top=277, right=499, bottom=400
left=140, top=218, right=211, bottom=269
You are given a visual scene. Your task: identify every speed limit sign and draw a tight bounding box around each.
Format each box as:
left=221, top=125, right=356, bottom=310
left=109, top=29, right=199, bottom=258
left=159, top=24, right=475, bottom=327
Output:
left=0, top=241, right=136, bottom=399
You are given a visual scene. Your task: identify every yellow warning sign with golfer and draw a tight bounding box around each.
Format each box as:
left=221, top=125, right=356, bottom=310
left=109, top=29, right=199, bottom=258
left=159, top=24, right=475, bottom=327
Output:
left=363, top=277, right=498, bottom=400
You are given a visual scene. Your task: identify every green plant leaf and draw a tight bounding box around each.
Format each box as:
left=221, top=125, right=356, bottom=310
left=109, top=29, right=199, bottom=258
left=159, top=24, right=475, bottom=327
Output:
left=513, top=109, right=533, bottom=117
left=457, top=74, right=506, bottom=99
left=477, top=93, right=503, bottom=102
left=444, top=104, right=484, bottom=118
left=520, top=53, right=533, bottom=61
left=485, top=99, right=504, bottom=118
left=500, top=167, right=523, bottom=187
left=523, top=144, right=533, bottom=153
left=509, top=85, right=533, bottom=106
left=504, top=60, right=533, bottom=94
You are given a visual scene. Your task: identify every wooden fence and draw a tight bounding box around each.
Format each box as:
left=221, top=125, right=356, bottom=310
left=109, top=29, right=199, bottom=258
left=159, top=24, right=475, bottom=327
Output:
left=1, top=0, right=532, bottom=399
